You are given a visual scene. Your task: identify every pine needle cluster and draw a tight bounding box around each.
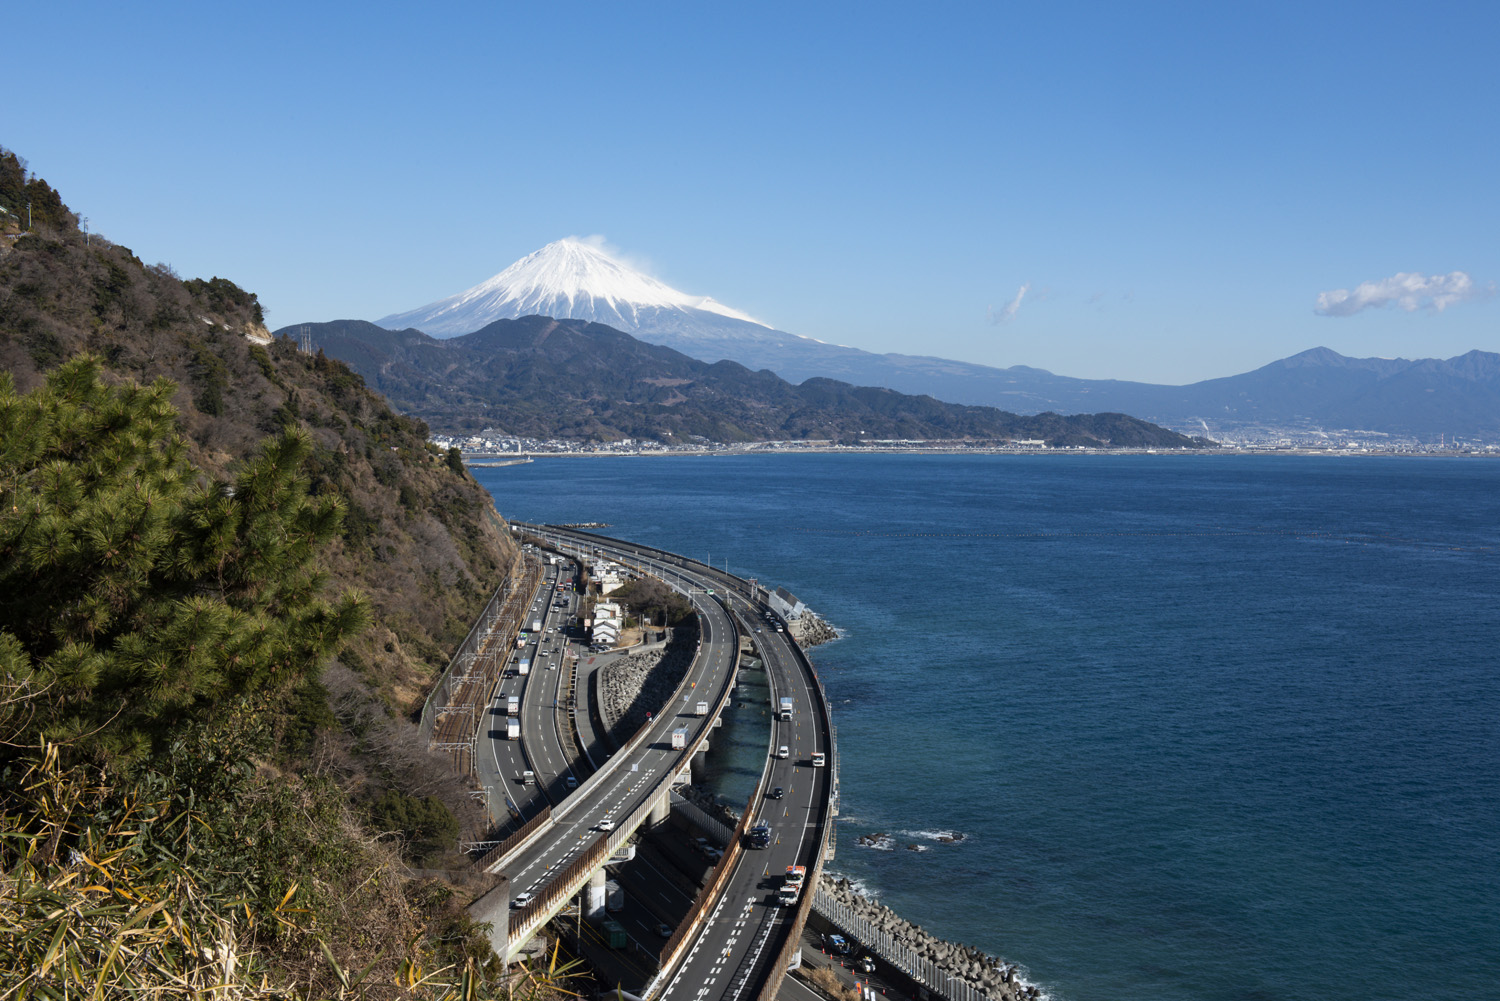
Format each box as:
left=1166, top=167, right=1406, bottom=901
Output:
left=0, top=357, right=368, bottom=761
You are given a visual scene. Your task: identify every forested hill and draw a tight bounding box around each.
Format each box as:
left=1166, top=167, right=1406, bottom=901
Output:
left=0, top=145, right=531, bottom=994
left=287, top=316, right=1216, bottom=448
left=0, top=159, right=515, bottom=712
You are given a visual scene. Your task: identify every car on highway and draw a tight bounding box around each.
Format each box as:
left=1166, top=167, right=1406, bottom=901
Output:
left=511, top=891, right=534, bottom=909
left=858, top=956, right=876, bottom=973
left=777, top=746, right=789, bottom=759
left=596, top=819, right=615, bottom=832
left=769, top=787, right=784, bottom=799
left=656, top=922, right=673, bottom=937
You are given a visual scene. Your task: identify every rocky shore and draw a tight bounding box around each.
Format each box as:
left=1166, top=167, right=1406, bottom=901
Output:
left=790, top=611, right=840, bottom=648
left=819, top=875, right=1043, bottom=1001
left=597, top=621, right=699, bottom=744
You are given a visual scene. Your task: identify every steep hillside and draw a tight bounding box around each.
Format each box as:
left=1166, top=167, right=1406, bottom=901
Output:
left=0, top=170, right=515, bottom=711
left=0, top=146, right=539, bottom=994
left=289, top=316, right=1215, bottom=448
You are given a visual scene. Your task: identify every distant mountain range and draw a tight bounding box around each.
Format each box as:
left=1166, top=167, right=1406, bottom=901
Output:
left=374, top=240, right=1500, bottom=439
left=283, top=317, right=1212, bottom=449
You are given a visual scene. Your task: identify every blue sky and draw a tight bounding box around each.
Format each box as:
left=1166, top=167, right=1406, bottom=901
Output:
left=7, top=1, right=1497, bottom=384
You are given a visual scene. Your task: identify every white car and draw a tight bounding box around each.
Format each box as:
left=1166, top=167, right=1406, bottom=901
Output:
left=597, top=819, right=616, bottom=832
left=777, top=746, right=789, bottom=759
left=511, top=891, right=534, bottom=909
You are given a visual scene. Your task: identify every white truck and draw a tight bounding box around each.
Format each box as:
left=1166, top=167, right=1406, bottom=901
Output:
left=779, top=697, right=794, bottom=721
left=671, top=728, right=688, bottom=751
left=506, top=695, right=520, bottom=716
left=695, top=701, right=709, bottom=716
left=506, top=718, right=520, bottom=740
left=518, top=658, right=531, bottom=676
left=778, top=865, right=806, bottom=906
left=531, top=618, right=543, bottom=633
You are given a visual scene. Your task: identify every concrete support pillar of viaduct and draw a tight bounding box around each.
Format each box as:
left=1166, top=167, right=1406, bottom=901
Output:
left=586, top=867, right=608, bottom=920
left=690, top=747, right=708, bottom=783
left=649, top=791, right=670, bottom=827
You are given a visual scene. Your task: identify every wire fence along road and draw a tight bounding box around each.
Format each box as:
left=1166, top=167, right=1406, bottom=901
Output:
left=812, top=887, right=1002, bottom=1001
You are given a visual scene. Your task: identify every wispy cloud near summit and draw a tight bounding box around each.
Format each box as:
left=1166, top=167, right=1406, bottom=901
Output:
left=988, top=283, right=1030, bottom=325
left=1315, top=271, right=1491, bottom=317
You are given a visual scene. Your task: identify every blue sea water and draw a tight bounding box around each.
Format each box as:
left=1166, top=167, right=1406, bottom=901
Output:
left=472, top=454, right=1500, bottom=1001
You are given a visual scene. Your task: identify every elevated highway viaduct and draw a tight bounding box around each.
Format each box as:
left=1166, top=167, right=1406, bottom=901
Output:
left=508, top=524, right=838, bottom=1001
left=468, top=537, right=742, bottom=969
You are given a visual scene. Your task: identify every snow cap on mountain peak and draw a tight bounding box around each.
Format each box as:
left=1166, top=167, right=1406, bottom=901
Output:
left=376, top=236, right=770, bottom=337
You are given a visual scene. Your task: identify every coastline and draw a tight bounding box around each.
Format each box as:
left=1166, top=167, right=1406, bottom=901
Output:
left=466, top=446, right=1500, bottom=460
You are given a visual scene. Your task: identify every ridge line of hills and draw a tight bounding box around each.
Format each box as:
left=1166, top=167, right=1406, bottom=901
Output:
left=281, top=316, right=1215, bottom=449
left=367, top=237, right=1500, bottom=441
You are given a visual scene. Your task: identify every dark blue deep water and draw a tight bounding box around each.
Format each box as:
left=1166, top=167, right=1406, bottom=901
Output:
left=472, top=454, right=1500, bottom=1001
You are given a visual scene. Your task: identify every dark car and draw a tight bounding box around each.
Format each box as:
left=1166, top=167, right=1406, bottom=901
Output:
left=769, top=787, right=785, bottom=800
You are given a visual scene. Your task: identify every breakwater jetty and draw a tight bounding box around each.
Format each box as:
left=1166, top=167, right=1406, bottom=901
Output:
left=816, top=876, right=1044, bottom=1001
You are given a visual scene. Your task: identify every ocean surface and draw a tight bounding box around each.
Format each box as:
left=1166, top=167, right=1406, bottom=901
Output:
left=472, top=454, right=1500, bottom=1001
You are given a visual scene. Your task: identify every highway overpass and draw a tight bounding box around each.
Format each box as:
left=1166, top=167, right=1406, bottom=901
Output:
left=467, top=524, right=837, bottom=1000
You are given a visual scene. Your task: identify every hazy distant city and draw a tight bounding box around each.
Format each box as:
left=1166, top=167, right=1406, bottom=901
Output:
left=435, top=429, right=1500, bottom=457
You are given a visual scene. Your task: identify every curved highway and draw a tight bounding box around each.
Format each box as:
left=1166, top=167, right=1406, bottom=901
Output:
left=484, top=545, right=741, bottom=930
left=518, top=524, right=836, bottom=1001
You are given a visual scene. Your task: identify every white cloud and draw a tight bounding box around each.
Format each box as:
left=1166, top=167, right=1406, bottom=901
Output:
left=1315, top=270, right=1491, bottom=317
left=988, top=282, right=1030, bottom=325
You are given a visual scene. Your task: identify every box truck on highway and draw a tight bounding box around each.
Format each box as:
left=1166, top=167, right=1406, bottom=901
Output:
left=602, top=918, right=627, bottom=949
left=606, top=880, right=624, bottom=913
left=531, top=618, right=543, bottom=632
left=518, top=659, right=530, bottom=676
left=780, top=870, right=804, bottom=912
left=507, top=696, right=520, bottom=716
left=506, top=718, right=520, bottom=740
left=779, top=697, right=794, bottom=720
left=671, top=728, right=688, bottom=751
left=695, top=701, right=709, bottom=716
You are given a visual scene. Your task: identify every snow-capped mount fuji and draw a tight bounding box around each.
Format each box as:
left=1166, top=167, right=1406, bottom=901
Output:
left=362, top=238, right=1500, bottom=439
left=380, top=237, right=770, bottom=337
